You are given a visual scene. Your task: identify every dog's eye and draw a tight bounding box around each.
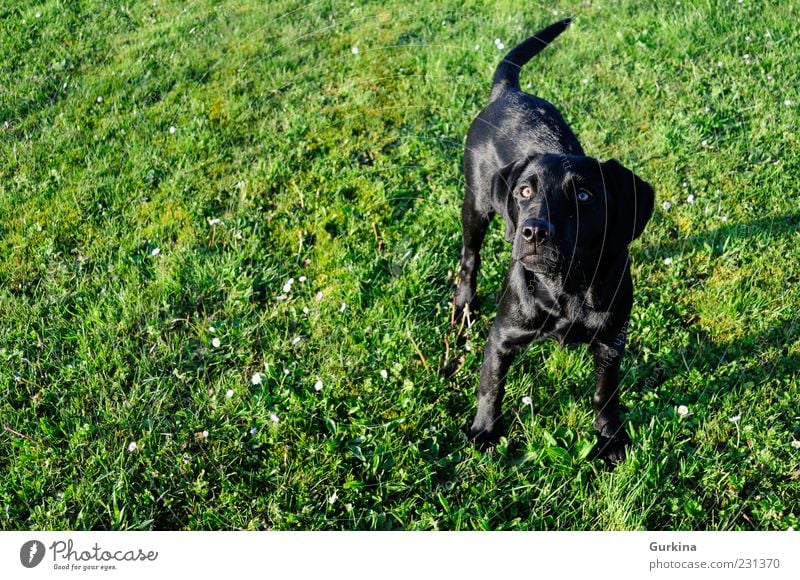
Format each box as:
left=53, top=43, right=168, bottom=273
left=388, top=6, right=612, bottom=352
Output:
left=520, top=185, right=534, bottom=198
left=577, top=189, right=593, bottom=203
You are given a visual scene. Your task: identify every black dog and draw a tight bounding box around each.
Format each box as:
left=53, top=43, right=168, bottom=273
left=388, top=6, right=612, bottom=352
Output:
left=453, top=19, right=654, bottom=464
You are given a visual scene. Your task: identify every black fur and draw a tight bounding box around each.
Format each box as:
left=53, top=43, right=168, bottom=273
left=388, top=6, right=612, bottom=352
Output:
left=453, top=19, right=654, bottom=464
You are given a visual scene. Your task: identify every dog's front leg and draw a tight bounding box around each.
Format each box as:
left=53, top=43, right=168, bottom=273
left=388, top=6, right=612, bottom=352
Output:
left=467, top=325, right=518, bottom=446
left=590, top=339, right=630, bottom=464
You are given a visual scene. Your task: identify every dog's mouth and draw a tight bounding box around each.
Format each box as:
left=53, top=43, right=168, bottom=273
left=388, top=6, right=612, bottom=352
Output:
left=517, top=250, right=564, bottom=274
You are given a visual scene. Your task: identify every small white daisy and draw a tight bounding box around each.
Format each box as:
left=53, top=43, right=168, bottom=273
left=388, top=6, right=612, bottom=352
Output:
left=662, top=201, right=672, bottom=211
left=465, top=342, right=472, bottom=352
left=720, top=215, right=728, bottom=222
left=211, top=337, right=221, bottom=348
left=340, top=302, right=346, bottom=313
left=270, top=413, right=280, bottom=423
left=298, top=276, right=307, bottom=283
left=35, top=12, right=41, bottom=18
left=351, top=45, right=359, bottom=55
left=251, top=373, right=263, bottom=385
left=702, top=140, right=708, bottom=147
left=207, top=217, right=222, bottom=226
left=314, top=380, right=324, bottom=392
left=209, top=326, right=216, bottom=333
left=792, top=440, right=800, bottom=449
left=169, top=126, right=176, bottom=134
left=249, top=427, right=258, bottom=436
left=291, top=336, right=301, bottom=345
left=475, top=44, right=480, bottom=51
left=784, top=99, right=794, bottom=107
left=202, top=430, right=209, bottom=438
left=328, top=491, right=338, bottom=504
left=494, top=38, right=501, bottom=45
left=303, top=307, right=310, bottom=315
left=315, top=291, right=324, bottom=301
left=151, top=247, right=161, bottom=256
left=282, top=278, right=295, bottom=293
left=663, top=257, right=673, bottom=266
left=283, top=368, right=290, bottom=376
left=128, top=441, right=138, bottom=452
left=96, top=96, right=103, bottom=103
left=729, top=415, right=741, bottom=423
left=497, top=42, right=505, bottom=50
left=380, top=369, right=388, bottom=380
left=582, top=78, right=589, bottom=85
left=677, top=405, right=689, bottom=417
left=686, top=194, right=695, bottom=204
left=226, top=389, right=234, bottom=398
left=522, top=395, right=533, bottom=406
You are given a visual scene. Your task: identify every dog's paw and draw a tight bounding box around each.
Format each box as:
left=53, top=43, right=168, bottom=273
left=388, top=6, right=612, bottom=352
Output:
left=591, top=426, right=631, bottom=466
left=466, top=417, right=503, bottom=449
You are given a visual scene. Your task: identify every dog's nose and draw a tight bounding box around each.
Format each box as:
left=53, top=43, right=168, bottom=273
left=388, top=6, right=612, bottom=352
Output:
left=521, top=219, right=554, bottom=245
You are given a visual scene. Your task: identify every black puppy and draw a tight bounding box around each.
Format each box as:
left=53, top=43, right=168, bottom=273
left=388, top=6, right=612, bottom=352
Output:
left=453, top=19, right=654, bottom=464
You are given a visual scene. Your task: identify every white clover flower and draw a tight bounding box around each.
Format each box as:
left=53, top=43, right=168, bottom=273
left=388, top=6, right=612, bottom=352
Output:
left=226, top=389, right=234, bottom=398
left=96, top=96, right=103, bottom=103
left=792, top=440, right=800, bottom=449
left=211, top=337, right=221, bottom=348
left=291, top=336, right=301, bottom=345
left=303, top=307, right=310, bottom=315
left=686, top=194, right=695, bottom=204
left=522, top=396, right=533, bottom=406
left=351, top=46, right=359, bottom=55
left=298, top=276, right=307, bottom=283
left=497, top=42, right=505, bottom=50
left=662, top=201, right=672, bottom=211
left=380, top=369, right=388, bottom=380
left=202, top=430, right=209, bottom=438
left=128, top=441, right=138, bottom=452
left=251, top=373, right=263, bottom=385
left=270, top=413, right=280, bottom=423
left=249, top=427, right=258, bottom=436
left=475, top=44, right=480, bottom=50
left=677, top=405, right=689, bottom=417
left=209, top=326, right=216, bottom=333
left=729, top=415, right=741, bottom=422
left=314, top=380, right=324, bottom=392
left=282, top=278, right=294, bottom=293
left=151, top=247, right=161, bottom=256
left=785, top=99, right=794, bottom=107
left=328, top=491, right=338, bottom=504
left=207, top=217, right=222, bottom=226
left=315, top=291, right=324, bottom=301
left=663, top=257, right=673, bottom=266
left=283, top=368, right=290, bottom=376
left=169, top=126, right=176, bottom=134
left=340, top=302, right=346, bottom=313
left=582, top=78, right=589, bottom=85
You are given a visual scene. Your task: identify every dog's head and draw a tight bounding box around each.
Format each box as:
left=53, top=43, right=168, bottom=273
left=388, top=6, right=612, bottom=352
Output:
left=491, top=153, right=654, bottom=277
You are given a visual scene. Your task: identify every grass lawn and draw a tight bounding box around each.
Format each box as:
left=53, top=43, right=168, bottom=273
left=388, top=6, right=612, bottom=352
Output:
left=1, top=0, right=799, bottom=530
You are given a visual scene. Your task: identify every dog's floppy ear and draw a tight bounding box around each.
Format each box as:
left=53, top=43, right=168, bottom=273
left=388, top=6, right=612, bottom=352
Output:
left=602, top=159, right=655, bottom=246
left=490, top=158, right=530, bottom=242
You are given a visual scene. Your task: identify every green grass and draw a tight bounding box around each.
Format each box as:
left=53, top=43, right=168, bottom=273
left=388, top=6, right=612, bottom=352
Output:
left=1, top=0, right=799, bottom=530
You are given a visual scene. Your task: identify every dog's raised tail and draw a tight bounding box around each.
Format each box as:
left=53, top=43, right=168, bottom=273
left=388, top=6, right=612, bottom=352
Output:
left=491, top=18, right=572, bottom=99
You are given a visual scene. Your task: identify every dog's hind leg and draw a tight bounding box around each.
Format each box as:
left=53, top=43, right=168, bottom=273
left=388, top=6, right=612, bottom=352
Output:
left=453, top=182, right=491, bottom=325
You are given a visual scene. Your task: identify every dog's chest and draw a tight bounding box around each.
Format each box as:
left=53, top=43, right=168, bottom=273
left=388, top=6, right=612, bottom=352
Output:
left=523, top=286, right=611, bottom=345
